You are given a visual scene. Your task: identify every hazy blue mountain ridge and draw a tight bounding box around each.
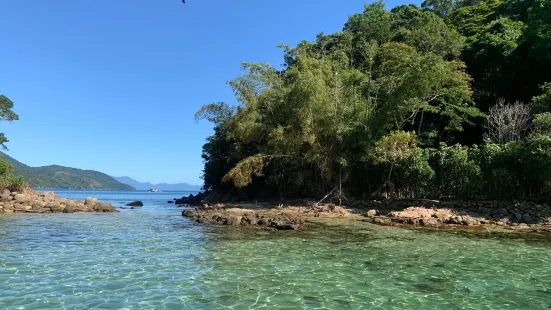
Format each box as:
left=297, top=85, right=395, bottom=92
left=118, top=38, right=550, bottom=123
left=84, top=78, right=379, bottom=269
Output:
left=113, top=176, right=201, bottom=191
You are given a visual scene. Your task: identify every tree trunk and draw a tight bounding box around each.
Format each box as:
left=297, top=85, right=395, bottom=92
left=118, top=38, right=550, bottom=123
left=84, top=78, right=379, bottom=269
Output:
left=339, top=168, right=342, bottom=206
left=418, top=109, right=424, bottom=136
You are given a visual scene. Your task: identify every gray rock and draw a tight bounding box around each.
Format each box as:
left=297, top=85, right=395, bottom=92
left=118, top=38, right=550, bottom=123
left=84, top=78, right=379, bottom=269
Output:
left=126, top=201, right=143, bottom=207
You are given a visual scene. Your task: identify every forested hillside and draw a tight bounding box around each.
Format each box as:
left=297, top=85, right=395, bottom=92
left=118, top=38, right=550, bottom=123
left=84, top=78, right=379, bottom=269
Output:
left=0, top=152, right=135, bottom=190
left=197, top=0, right=551, bottom=202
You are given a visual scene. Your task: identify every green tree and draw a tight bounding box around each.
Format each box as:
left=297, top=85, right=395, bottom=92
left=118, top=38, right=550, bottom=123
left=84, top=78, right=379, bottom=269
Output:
left=421, top=0, right=454, bottom=17
left=449, top=0, right=502, bottom=38
left=463, top=18, right=525, bottom=107
left=531, top=82, right=551, bottom=114
left=194, top=0, right=551, bottom=202
left=394, top=148, right=435, bottom=197
left=392, top=5, right=464, bottom=58
left=373, top=131, right=417, bottom=184
left=532, top=112, right=551, bottom=136
left=0, top=95, right=19, bottom=149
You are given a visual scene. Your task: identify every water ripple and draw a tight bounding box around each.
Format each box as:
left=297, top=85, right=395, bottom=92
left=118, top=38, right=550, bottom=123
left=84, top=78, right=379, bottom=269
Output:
left=1, top=190, right=551, bottom=309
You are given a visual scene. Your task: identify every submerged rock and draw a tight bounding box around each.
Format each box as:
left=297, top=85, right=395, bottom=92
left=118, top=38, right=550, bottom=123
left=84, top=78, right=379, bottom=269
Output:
left=126, top=201, right=144, bottom=207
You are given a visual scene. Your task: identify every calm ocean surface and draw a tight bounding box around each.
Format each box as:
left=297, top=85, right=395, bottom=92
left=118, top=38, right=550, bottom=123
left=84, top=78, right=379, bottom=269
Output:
left=1, top=189, right=551, bottom=309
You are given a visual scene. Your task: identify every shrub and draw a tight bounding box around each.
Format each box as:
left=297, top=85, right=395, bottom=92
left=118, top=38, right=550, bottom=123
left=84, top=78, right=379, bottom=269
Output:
left=0, top=155, right=24, bottom=191
left=394, top=148, right=435, bottom=198
left=427, top=143, right=481, bottom=199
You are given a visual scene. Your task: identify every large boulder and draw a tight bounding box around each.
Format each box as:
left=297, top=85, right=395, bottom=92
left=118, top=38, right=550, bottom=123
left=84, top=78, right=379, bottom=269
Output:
left=420, top=218, right=440, bottom=227
left=32, top=201, right=46, bottom=210
left=226, top=215, right=242, bottom=226
left=14, top=194, right=30, bottom=204
left=126, top=201, right=143, bottom=207
left=73, top=203, right=88, bottom=212
left=48, top=202, right=65, bottom=213
left=63, top=205, right=76, bottom=213
left=84, top=197, right=98, bottom=206
left=94, top=202, right=116, bottom=212
left=3, top=202, right=14, bottom=211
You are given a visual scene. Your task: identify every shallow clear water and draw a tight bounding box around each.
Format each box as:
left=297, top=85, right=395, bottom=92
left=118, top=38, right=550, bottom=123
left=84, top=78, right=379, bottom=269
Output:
left=1, top=190, right=551, bottom=309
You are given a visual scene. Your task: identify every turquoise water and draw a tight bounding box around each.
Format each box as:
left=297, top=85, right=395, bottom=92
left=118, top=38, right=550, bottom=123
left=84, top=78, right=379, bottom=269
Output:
left=1, top=190, right=551, bottom=309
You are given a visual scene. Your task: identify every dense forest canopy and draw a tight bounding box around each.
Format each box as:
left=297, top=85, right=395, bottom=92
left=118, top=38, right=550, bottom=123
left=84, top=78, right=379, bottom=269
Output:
left=0, top=94, right=22, bottom=190
left=197, top=0, right=551, bottom=202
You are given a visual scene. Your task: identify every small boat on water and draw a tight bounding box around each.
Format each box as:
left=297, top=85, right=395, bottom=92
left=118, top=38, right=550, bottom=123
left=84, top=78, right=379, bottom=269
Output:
left=148, top=188, right=160, bottom=192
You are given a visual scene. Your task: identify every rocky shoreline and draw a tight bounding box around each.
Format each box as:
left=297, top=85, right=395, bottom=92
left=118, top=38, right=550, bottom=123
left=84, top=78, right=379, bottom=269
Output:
left=180, top=196, right=551, bottom=232
left=0, top=187, right=117, bottom=214
left=182, top=203, right=348, bottom=231
left=359, top=199, right=551, bottom=230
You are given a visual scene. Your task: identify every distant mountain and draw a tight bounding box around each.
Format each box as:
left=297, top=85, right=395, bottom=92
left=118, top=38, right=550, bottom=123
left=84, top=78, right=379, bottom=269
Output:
left=113, top=176, right=202, bottom=191
left=0, top=152, right=135, bottom=190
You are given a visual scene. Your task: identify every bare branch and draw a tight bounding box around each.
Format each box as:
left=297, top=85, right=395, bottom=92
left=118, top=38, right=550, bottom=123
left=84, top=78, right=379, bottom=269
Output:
left=484, top=99, right=531, bottom=144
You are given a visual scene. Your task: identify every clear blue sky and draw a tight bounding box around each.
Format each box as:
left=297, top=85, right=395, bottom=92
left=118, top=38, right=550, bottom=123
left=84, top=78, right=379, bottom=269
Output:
left=0, top=0, right=418, bottom=185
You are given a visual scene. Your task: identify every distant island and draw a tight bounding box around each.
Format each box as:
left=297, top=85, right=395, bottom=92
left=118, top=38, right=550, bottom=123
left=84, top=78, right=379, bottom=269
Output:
left=113, top=176, right=201, bottom=191
left=0, top=152, right=135, bottom=190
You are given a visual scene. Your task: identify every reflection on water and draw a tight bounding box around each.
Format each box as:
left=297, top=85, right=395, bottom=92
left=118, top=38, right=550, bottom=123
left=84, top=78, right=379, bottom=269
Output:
left=1, top=190, right=551, bottom=309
